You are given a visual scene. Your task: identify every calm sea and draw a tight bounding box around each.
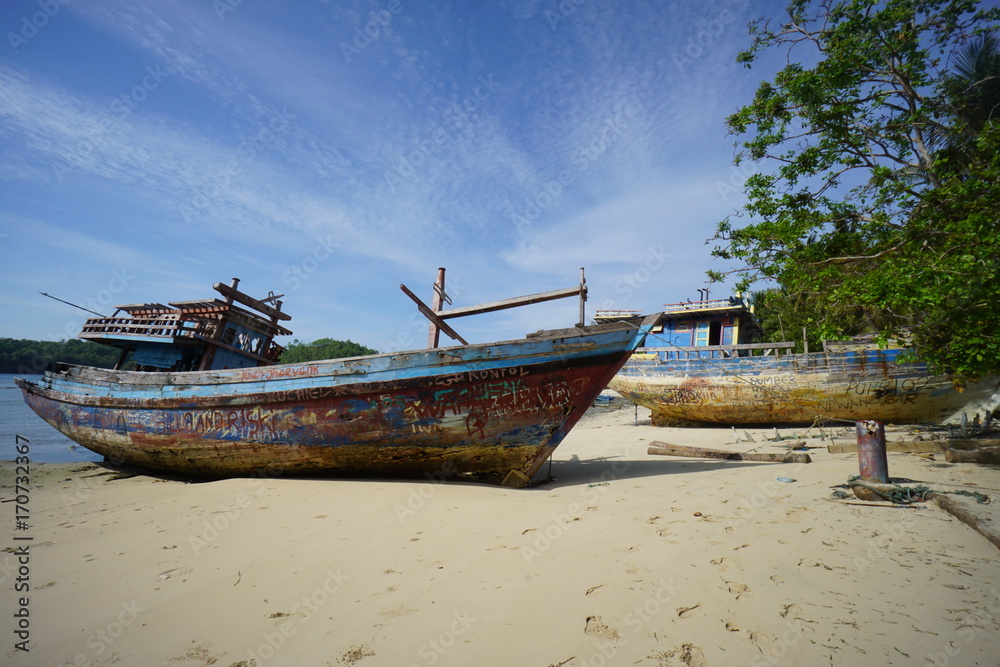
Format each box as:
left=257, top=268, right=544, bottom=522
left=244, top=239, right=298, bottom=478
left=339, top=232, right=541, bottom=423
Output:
left=0, top=374, right=101, bottom=464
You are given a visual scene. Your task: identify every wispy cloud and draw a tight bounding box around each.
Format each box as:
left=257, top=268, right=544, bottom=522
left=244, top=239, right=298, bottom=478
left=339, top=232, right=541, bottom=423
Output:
left=1, top=0, right=773, bottom=343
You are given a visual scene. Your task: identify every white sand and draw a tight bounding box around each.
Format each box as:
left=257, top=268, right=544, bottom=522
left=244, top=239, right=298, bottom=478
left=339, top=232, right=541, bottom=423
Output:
left=3, top=403, right=999, bottom=666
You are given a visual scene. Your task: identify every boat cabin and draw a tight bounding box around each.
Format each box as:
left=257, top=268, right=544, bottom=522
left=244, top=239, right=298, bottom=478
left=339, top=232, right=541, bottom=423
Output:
left=78, top=278, right=291, bottom=371
left=594, top=297, right=764, bottom=359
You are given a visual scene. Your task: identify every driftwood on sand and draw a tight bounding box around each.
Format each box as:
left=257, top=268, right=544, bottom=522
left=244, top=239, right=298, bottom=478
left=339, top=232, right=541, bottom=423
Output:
left=945, top=446, right=1000, bottom=464
left=647, top=442, right=811, bottom=464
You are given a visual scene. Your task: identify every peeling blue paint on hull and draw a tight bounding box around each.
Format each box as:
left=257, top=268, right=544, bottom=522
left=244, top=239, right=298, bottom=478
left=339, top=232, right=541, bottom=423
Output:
left=17, top=322, right=654, bottom=487
left=611, top=347, right=999, bottom=427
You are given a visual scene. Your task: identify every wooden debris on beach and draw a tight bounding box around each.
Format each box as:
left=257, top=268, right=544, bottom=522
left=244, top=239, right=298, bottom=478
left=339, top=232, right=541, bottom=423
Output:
left=847, top=481, right=999, bottom=550
left=647, top=442, right=811, bottom=463
left=931, top=494, right=1000, bottom=550
left=945, top=446, right=1000, bottom=464
left=827, top=439, right=999, bottom=454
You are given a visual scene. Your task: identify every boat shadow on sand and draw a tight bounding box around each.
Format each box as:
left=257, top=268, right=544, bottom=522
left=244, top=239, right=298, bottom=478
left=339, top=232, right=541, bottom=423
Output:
left=534, top=457, right=767, bottom=490
left=70, top=456, right=763, bottom=492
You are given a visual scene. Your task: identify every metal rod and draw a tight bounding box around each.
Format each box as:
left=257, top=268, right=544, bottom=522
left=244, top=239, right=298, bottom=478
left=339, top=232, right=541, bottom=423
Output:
left=427, top=267, right=446, bottom=349
left=39, top=292, right=107, bottom=318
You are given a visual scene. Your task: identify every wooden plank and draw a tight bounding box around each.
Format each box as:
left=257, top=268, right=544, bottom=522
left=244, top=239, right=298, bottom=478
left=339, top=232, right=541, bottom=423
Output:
left=213, top=282, right=291, bottom=321
left=828, top=439, right=999, bottom=454
left=946, top=446, right=1000, bottom=463
left=400, top=284, right=469, bottom=346
left=931, top=494, right=1000, bottom=550
left=647, top=441, right=811, bottom=463
left=435, top=286, right=584, bottom=320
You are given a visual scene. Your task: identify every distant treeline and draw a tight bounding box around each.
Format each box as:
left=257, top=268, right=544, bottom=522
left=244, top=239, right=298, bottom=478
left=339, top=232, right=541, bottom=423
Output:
left=0, top=338, right=121, bottom=374
left=280, top=338, right=378, bottom=362
left=0, top=337, right=378, bottom=374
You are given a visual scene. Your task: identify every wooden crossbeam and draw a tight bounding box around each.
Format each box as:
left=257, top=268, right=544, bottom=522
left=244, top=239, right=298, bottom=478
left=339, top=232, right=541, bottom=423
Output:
left=434, top=286, right=585, bottom=320
left=399, top=284, right=469, bottom=345
left=214, top=282, right=291, bottom=321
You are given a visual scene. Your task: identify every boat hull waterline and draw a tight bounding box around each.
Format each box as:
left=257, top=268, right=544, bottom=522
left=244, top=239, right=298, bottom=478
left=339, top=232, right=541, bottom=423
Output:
left=17, top=321, right=655, bottom=487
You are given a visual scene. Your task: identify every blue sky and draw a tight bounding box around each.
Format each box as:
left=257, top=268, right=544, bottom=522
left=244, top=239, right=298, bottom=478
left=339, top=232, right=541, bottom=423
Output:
left=0, top=0, right=783, bottom=352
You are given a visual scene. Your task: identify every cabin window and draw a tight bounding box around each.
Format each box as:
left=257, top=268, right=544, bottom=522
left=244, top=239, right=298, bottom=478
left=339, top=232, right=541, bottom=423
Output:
left=694, top=321, right=709, bottom=346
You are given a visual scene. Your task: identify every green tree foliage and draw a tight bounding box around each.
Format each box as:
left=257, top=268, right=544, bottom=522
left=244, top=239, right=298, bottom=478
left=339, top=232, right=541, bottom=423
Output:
left=0, top=338, right=121, bottom=374
left=749, top=288, right=827, bottom=352
left=711, top=0, right=1000, bottom=379
left=279, top=338, right=378, bottom=363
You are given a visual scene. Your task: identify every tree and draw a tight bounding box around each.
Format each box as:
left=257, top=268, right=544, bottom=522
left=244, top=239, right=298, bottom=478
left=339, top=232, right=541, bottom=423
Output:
left=711, top=0, right=1000, bottom=379
left=279, top=338, right=378, bottom=363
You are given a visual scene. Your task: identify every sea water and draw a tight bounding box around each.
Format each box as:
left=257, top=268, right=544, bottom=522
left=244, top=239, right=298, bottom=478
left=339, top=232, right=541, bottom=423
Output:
left=0, top=374, right=101, bottom=464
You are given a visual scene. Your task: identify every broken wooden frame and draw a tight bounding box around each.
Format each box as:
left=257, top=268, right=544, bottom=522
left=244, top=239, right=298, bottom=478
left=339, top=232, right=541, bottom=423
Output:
left=401, top=267, right=589, bottom=348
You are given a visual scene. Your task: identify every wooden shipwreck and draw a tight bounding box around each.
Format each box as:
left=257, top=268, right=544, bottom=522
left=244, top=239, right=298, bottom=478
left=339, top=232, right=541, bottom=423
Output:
left=596, top=297, right=998, bottom=427
left=17, top=271, right=659, bottom=487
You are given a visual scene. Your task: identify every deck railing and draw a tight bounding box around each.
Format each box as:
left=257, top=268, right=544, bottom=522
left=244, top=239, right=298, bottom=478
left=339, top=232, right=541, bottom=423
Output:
left=638, top=341, right=796, bottom=359
left=80, top=314, right=215, bottom=340
left=662, top=299, right=737, bottom=312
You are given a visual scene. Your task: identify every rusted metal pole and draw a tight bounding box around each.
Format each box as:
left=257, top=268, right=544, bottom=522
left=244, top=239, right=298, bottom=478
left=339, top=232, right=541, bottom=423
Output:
left=427, top=267, right=446, bottom=348
left=856, top=419, right=889, bottom=483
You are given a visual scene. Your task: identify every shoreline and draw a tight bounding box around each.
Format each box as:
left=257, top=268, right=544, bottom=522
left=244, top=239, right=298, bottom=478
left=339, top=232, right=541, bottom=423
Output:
left=3, top=403, right=999, bottom=666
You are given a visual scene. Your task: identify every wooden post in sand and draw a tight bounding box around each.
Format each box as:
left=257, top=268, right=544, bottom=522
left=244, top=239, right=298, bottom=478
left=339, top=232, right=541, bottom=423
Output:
left=856, top=419, right=889, bottom=483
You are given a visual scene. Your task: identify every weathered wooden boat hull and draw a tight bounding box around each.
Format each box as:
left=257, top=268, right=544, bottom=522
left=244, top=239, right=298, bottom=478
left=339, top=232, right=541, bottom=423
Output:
left=610, top=347, right=998, bottom=427
left=17, top=321, right=653, bottom=486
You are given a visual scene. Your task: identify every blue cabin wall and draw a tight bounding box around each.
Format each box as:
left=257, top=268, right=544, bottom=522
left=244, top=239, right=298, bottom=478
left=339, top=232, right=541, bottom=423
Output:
left=131, top=342, right=205, bottom=371
left=646, top=314, right=748, bottom=359
left=208, top=322, right=268, bottom=370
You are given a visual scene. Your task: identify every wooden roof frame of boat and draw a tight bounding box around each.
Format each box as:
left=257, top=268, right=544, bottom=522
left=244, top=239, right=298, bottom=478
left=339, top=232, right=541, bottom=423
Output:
left=403, top=267, right=590, bottom=349
left=79, top=278, right=293, bottom=369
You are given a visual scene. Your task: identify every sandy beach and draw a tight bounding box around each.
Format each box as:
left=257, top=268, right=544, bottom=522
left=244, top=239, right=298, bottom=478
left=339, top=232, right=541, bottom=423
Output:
left=3, top=401, right=999, bottom=667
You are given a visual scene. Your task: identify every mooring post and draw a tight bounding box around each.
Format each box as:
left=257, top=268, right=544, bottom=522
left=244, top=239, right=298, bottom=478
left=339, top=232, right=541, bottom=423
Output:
left=856, top=419, right=889, bottom=483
